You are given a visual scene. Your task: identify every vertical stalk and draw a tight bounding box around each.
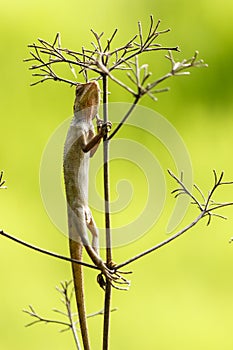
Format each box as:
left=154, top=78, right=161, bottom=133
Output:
left=103, top=281, right=112, bottom=350
left=102, top=74, right=112, bottom=262
left=102, top=74, right=112, bottom=350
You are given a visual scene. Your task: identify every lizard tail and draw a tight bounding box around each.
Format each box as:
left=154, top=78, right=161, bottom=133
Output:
left=69, top=238, right=91, bottom=350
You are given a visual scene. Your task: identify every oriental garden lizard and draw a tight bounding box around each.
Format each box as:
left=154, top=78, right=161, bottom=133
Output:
left=63, top=81, right=113, bottom=350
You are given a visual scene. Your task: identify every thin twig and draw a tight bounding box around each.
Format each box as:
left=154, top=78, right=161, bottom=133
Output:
left=0, top=230, right=99, bottom=270
left=116, top=212, right=204, bottom=270
left=23, top=305, right=71, bottom=328
left=0, top=171, right=7, bottom=189
left=60, top=281, right=81, bottom=349
left=103, top=28, right=118, bottom=53
left=107, top=95, right=140, bottom=140
left=87, top=307, right=118, bottom=318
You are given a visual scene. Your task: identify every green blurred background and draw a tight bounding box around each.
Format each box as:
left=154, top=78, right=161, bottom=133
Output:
left=1, top=0, right=233, bottom=349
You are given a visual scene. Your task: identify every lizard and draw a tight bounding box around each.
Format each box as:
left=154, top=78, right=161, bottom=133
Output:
left=63, top=81, right=113, bottom=350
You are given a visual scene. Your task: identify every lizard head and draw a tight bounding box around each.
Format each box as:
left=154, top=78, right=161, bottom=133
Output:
left=73, top=81, right=100, bottom=121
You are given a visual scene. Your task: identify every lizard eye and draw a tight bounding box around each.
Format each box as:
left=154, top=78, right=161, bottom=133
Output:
left=76, top=84, right=85, bottom=95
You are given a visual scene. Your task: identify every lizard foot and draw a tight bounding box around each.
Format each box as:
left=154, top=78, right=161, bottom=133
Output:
left=96, top=117, right=112, bottom=134
left=97, top=264, right=131, bottom=291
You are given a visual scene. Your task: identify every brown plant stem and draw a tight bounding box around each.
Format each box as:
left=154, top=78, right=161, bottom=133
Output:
left=102, top=74, right=112, bottom=350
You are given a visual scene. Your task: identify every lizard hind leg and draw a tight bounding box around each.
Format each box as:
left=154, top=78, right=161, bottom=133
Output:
left=84, top=207, right=131, bottom=290
left=85, top=206, right=99, bottom=255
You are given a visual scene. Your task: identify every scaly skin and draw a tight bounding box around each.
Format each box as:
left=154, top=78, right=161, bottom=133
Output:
left=63, top=82, right=111, bottom=350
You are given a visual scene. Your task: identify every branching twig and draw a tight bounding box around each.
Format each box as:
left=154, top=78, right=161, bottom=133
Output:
left=115, top=170, right=233, bottom=270
left=24, top=17, right=207, bottom=149
left=23, top=304, right=71, bottom=328
left=108, top=51, right=207, bottom=139
left=24, top=281, right=81, bottom=349
left=24, top=15, right=206, bottom=98
left=24, top=281, right=118, bottom=350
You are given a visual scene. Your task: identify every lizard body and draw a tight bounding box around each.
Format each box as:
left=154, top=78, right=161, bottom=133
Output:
left=63, top=82, right=111, bottom=350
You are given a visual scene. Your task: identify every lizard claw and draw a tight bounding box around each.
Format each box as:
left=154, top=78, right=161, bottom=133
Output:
left=96, top=117, right=112, bottom=134
left=97, top=265, right=131, bottom=291
left=102, top=123, right=112, bottom=134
